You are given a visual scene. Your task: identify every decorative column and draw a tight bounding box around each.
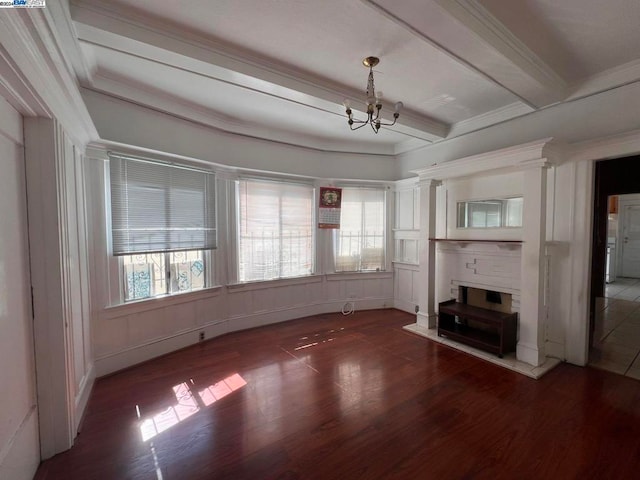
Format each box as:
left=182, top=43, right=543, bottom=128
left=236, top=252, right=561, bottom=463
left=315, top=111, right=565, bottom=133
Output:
left=416, top=177, right=440, bottom=328
left=517, top=165, right=548, bottom=366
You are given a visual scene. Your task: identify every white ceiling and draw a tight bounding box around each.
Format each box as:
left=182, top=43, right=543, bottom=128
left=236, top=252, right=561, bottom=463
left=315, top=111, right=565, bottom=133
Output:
left=66, top=0, right=640, bottom=155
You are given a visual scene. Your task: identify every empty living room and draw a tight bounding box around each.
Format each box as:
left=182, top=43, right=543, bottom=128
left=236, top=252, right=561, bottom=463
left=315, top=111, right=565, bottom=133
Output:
left=2, top=1, right=640, bottom=479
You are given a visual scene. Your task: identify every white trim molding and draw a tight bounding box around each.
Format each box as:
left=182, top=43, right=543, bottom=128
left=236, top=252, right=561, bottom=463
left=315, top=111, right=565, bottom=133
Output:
left=0, top=7, right=97, bottom=145
left=411, top=137, right=562, bottom=181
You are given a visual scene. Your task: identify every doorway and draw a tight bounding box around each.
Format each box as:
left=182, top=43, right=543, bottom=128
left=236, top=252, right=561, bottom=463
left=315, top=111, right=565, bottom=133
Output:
left=590, top=157, right=640, bottom=378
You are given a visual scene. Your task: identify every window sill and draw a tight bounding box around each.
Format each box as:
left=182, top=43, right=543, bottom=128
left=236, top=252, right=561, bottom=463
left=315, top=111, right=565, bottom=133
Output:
left=392, top=261, right=419, bottom=268
left=326, top=271, right=393, bottom=281
left=102, top=285, right=223, bottom=319
left=227, top=274, right=323, bottom=292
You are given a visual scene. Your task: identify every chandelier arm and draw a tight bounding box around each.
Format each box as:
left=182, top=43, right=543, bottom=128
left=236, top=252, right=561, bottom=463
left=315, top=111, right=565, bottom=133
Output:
left=350, top=121, right=370, bottom=131
left=377, top=118, right=398, bottom=127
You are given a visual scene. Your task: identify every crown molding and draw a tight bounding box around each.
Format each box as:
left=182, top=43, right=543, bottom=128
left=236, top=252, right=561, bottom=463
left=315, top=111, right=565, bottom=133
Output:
left=71, top=0, right=447, bottom=143
left=82, top=87, right=401, bottom=157
left=448, top=102, right=534, bottom=138
left=411, top=137, right=561, bottom=181
left=393, top=137, right=432, bottom=155
left=393, top=176, right=420, bottom=190
left=569, top=128, right=640, bottom=163
left=0, top=8, right=97, bottom=145
left=46, top=0, right=94, bottom=84
left=568, top=59, right=640, bottom=101
left=0, top=43, right=49, bottom=117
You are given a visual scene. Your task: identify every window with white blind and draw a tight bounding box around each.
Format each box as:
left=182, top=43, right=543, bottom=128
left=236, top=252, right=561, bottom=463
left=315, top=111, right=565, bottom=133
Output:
left=109, top=154, right=216, bottom=301
left=237, top=179, right=314, bottom=282
left=334, top=187, right=386, bottom=272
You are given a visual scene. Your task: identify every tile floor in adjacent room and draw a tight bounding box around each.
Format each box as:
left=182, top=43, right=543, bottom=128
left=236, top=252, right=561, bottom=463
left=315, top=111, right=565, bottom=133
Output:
left=590, top=277, right=640, bottom=379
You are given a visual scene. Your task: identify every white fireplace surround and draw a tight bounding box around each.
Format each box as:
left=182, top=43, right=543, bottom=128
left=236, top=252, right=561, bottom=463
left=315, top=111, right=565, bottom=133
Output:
left=403, top=138, right=570, bottom=375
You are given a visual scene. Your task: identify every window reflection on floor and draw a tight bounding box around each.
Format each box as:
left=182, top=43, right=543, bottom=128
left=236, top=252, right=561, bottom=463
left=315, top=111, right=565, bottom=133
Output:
left=138, top=373, right=247, bottom=441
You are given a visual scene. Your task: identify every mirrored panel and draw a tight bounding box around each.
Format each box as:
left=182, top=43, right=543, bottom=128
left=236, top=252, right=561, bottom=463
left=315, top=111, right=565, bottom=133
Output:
left=457, top=197, right=523, bottom=229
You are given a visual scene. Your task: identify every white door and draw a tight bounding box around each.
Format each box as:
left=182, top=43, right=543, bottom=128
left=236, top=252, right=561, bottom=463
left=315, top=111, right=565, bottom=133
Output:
left=0, top=97, right=40, bottom=478
left=621, top=204, right=640, bottom=277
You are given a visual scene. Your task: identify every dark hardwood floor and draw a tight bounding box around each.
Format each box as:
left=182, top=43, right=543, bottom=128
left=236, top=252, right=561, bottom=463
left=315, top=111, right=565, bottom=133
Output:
left=36, top=309, right=640, bottom=479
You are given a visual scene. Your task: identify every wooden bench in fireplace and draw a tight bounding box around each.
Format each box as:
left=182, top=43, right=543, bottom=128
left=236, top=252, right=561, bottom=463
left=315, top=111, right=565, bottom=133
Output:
left=437, top=299, right=517, bottom=358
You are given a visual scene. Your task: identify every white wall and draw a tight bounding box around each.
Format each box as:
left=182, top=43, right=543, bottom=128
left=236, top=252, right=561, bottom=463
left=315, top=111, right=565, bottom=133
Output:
left=396, top=81, right=640, bottom=178
left=0, top=98, right=39, bottom=480
left=82, top=89, right=397, bottom=181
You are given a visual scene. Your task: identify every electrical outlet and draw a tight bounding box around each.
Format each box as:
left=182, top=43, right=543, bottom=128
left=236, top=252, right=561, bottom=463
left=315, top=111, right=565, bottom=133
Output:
left=199, top=331, right=205, bottom=342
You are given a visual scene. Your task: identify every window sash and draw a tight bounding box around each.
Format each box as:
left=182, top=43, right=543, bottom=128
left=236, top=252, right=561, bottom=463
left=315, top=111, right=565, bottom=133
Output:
left=122, top=250, right=208, bottom=301
left=237, top=179, right=315, bottom=282
left=334, top=187, right=386, bottom=272
left=109, top=154, right=217, bottom=255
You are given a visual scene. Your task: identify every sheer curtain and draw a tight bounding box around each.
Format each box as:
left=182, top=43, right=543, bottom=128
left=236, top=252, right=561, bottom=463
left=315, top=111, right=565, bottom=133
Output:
left=334, top=187, right=386, bottom=272
left=237, top=179, right=314, bottom=281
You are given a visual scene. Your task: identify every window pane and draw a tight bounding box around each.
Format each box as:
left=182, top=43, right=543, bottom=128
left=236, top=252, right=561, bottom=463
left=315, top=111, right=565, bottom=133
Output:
left=335, top=188, right=385, bottom=272
left=238, top=180, right=314, bottom=281
left=123, top=253, right=166, bottom=301
left=169, top=250, right=206, bottom=293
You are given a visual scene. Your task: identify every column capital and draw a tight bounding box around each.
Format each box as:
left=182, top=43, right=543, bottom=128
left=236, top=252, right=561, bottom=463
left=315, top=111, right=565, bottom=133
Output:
left=417, top=177, right=442, bottom=188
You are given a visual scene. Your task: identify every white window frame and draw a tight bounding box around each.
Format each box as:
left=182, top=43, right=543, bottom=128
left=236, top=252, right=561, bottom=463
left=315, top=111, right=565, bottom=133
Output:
left=106, top=153, right=219, bottom=305
left=235, top=176, right=316, bottom=283
left=333, top=185, right=389, bottom=273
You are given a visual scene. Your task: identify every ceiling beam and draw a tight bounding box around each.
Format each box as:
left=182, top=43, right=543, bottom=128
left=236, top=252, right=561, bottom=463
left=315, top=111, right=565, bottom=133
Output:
left=365, top=0, right=567, bottom=108
left=71, top=0, right=448, bottom=142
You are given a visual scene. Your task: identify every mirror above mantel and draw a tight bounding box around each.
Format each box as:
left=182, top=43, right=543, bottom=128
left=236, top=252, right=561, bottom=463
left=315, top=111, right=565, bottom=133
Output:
left=456, top=196, right=523, bottom=229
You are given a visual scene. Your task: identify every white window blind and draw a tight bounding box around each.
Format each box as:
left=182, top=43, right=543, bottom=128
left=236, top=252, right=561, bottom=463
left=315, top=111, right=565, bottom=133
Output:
left=237, top=179, right=314, bottom=281
left=109, top=154, right=217, bottom=255
left=334, top=187, right=386, bottom=272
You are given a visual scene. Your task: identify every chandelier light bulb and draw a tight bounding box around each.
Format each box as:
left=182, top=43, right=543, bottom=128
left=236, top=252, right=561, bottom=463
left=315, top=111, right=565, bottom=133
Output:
left=394, top=101, right=403, bottom=113
left=343, top=99, right=351, bottom=109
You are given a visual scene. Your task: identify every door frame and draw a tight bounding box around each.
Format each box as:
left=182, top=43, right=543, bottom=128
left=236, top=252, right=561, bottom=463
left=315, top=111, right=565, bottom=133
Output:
left=616, top=195, right=640, bottom=277
left=590, top=156, right=640, bottom=348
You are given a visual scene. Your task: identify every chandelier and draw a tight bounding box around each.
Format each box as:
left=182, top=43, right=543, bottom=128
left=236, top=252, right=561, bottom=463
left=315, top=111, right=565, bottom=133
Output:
left=343, top=56, right=403, bottom=134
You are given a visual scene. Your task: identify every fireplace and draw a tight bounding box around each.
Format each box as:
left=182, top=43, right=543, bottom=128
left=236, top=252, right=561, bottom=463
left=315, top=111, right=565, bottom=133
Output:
left=403, top=138, right=570, bottom=375
left=459, top=286, right=513, bottom=314
left=438, top=284, right=518, bottom=358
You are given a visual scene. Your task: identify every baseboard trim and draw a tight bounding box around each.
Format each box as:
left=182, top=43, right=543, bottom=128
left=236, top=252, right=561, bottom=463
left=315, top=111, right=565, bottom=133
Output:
left=74, top=363, right=95, bottom=434
left=94, top=298, right=393, bottom=377
left=0, top=405, right=39, bottom=480
left=393, top=299, right=417, bottom=314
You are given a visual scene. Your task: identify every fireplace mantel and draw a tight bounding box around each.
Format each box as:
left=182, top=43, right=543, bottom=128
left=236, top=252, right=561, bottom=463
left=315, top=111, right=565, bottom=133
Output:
left=405, top=138, right=562, bottom=374
left=430, top=238, right=522, bottom=250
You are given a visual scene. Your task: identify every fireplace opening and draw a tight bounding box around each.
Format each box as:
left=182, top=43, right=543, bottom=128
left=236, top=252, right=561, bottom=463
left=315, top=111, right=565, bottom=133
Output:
left=437, top=285, right=518, bottom=357
left=458, top=286, right=512, bottom=314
